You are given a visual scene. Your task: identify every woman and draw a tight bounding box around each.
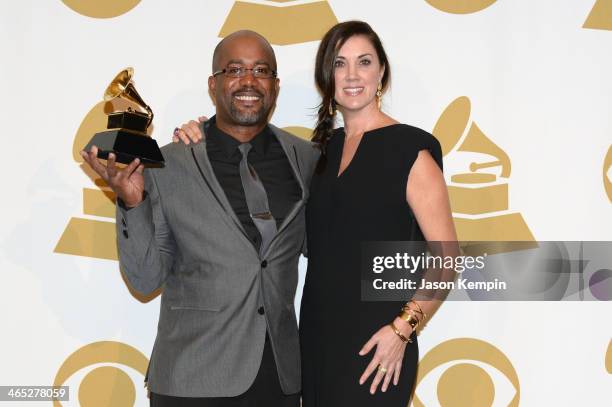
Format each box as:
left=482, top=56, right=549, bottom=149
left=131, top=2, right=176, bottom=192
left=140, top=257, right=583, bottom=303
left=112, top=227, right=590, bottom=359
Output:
left=174, top=21, right=456, bottom=406
left=298, top=21, right=456, bottom=406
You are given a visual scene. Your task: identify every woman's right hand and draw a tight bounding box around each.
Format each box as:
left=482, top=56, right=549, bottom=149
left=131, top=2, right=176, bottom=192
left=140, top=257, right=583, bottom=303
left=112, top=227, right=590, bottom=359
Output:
left=172, top=116, right=207, bottom=145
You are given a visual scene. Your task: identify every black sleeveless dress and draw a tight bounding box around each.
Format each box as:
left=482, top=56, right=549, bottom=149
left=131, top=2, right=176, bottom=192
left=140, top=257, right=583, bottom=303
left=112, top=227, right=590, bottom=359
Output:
left=299, top=124, right=443, bottom=406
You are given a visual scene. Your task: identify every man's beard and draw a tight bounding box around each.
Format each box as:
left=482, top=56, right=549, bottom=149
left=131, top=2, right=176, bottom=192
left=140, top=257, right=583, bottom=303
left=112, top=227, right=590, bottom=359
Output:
left=229, top=100, right=267, bottom=126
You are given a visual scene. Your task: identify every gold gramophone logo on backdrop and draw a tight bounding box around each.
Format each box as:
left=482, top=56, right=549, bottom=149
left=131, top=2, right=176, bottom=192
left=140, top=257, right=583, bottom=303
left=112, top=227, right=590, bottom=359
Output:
left=604, top=145, right=612, bottom=203
left=432, top=97, right=535, bottom=242
left=53, top=341, right=148, bottom=407
left=424, top=0, right=498, bottom=14
left=413, top=338, right=520, bottom=407
left=55, top=69, right=155, bottom=261
left=219, top=0, right=338, bottom=45
left=606, top=339, right=612, bottom=374
left=584, top=0, right=612, bottom=31
left=60, top=0, right=141, bottom=18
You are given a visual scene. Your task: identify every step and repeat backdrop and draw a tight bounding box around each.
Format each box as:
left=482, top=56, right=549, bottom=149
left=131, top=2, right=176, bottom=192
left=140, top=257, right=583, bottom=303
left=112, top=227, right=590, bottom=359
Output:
left=1, top=1, right=611, bottom=406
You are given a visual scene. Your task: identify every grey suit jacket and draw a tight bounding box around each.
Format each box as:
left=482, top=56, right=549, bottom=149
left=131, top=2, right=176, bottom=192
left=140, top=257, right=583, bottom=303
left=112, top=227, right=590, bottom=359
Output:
left=116, top=124, right=319, bottom=397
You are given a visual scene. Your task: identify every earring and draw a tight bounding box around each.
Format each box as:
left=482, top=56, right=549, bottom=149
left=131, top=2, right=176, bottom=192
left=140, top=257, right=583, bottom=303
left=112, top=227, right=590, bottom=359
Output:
left=328, top=99, right=335, bottom=116
left=376, top=83, right=383, bottom=110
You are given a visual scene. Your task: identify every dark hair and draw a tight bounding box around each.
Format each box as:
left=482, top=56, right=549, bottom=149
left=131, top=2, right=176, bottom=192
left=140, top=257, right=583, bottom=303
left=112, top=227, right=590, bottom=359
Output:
left=212, top=30, right=277, bottom=72
left=312, top=21, right=391, bottom=153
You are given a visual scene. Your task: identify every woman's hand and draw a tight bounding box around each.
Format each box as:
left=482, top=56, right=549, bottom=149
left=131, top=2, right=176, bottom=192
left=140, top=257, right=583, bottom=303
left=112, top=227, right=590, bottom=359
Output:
left=358, top=318, right=413, bottom=394
left=172, top=116, right=207, bottom=144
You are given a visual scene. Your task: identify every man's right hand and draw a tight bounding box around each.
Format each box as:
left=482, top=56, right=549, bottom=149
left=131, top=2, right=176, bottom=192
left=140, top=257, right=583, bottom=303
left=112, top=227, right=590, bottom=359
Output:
left=172, top=116, right=207, bottom=145
left=81, top=146, right=146, bottom=208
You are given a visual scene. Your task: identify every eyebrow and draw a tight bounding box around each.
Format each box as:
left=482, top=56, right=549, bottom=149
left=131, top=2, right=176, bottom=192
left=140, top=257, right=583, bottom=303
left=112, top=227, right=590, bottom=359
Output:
left=335, top=53, right=373, bottom=60
left=226, top=59, right=271, bottom=67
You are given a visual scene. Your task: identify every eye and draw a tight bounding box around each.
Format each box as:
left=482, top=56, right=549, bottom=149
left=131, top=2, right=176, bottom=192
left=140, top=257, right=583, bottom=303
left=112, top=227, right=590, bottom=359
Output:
left=359, top=59, right=372, bottom=65
left=253, top=66, right=270, bottom=75
left=333, top=59, right=345, bottom=68
left=227, top=66, right=243, bottom=75
left=53, top=341, right=149, bottom=407
left=413, top=338, right=520, bottom=407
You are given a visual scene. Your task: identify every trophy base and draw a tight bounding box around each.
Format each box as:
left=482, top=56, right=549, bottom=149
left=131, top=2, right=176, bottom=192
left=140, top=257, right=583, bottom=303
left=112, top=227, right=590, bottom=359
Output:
left=84, top=129, right=164, bottom=167
left=108, top=111, right=149, bottom=132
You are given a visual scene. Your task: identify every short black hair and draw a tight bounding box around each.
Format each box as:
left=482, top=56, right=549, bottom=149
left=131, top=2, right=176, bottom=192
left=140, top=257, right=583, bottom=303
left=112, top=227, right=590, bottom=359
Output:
left=212, top=30, right=277, bottom=72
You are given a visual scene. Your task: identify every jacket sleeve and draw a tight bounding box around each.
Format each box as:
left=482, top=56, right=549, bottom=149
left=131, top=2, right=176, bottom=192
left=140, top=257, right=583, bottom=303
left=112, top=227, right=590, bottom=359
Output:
left=115, top=169, right=176, bottom=295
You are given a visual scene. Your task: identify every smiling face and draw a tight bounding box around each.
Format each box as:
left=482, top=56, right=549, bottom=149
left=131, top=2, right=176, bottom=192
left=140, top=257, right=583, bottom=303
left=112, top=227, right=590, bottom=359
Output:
left=333, top=35, right=385, bottom=114
left=209, top=32, right=279, bottom=127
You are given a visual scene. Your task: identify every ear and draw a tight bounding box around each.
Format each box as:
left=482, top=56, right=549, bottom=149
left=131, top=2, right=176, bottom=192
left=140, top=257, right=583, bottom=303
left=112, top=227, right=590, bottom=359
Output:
left=208, top=76, right=217, bottom=105
left=274, top=77, right=280, bottom=93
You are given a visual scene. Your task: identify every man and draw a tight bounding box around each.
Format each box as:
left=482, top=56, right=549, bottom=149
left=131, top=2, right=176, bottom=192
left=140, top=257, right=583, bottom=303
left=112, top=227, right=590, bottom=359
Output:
left=82, top=30, right=319, bottom=406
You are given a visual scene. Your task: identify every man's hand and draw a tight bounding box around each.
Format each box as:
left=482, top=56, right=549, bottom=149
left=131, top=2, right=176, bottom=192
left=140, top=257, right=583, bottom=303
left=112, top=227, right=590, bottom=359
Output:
left=81, top=146, right=145, bottom=208
left=172, top=116, right=207, bottom=145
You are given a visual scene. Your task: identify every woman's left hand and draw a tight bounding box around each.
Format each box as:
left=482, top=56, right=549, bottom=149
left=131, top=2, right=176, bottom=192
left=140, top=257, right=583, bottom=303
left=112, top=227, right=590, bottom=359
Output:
left=358, top=320, right=412, bottom=394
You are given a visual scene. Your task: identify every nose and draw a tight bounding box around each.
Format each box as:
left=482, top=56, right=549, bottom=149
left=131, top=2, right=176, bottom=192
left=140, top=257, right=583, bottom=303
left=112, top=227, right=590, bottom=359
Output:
left=239, top=69, right=257, bottom=86
left=346, top=62, right=359, bottom=82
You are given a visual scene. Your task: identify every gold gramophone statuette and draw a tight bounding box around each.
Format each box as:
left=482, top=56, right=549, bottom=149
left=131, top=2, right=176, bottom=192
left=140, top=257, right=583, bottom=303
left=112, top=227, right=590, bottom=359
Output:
left=84, top=67, right=164, bottom=167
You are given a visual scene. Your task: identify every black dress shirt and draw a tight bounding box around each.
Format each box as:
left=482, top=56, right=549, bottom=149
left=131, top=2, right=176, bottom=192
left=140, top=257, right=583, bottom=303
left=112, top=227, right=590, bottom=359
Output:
left=206, top=117, right=302, bottom=251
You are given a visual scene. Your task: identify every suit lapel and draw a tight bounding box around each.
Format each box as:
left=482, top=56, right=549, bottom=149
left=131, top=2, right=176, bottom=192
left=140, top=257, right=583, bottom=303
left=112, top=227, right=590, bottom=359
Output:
left=188, top=122, right=253, bottom=248
left=271, top=124, right=308, bottom=200
left=261, top=126, right=308, bottom=258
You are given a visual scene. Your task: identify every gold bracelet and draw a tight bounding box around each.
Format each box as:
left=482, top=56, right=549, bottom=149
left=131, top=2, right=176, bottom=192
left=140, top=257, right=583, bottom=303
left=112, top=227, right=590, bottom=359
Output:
left=410, top=300, right=426, bottom=319
left=402, top=300, right=427, bottom=321
left=389, top=322, right=412, bottom=343
left=398, top=309, right=420, bottom=330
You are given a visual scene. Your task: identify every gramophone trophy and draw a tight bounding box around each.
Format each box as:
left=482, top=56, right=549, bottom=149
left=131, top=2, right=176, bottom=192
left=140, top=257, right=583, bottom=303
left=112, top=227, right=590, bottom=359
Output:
left=84, top=67, right=164, bottom=167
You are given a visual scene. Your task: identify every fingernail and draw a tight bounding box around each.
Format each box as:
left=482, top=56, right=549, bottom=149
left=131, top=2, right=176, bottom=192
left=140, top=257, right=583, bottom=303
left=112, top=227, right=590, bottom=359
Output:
left=173, top=127, right=179, bottom=135
left=109, top=153, right=114, bottom=159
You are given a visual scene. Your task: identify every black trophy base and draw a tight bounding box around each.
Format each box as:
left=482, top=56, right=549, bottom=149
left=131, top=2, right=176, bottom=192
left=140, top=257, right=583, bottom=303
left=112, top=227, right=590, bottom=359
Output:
left=107, top=111, right=149, bottom=132
left=84, top=129, right=165, bottom=167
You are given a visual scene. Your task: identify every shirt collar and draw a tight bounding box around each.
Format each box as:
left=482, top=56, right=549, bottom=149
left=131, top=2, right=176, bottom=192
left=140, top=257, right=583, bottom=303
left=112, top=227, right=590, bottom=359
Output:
left=208, top=116, right=272, bottom=159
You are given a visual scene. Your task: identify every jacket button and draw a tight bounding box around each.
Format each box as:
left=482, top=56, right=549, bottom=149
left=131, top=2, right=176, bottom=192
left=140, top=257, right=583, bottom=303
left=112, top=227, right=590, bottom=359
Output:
left=258, top=306, right=265, bottom=315
left=261, top=260, right=268, bottom=268
left=122, top=230, right=129, bottom=238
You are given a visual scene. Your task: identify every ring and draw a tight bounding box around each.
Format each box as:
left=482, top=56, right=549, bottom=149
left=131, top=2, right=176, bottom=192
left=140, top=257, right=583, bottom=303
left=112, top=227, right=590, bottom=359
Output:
left=378, top=366, right=388, bottom=374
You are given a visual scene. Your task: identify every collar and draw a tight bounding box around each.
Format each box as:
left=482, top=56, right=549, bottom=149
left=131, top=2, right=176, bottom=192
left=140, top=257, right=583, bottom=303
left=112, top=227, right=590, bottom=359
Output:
left=207, top=116, right=272, bottom=158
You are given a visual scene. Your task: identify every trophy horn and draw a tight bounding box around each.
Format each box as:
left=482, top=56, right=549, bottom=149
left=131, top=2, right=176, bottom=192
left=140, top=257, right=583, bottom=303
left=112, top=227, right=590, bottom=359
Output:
left=460, top=121, right=511, bottom=178
left=103, top=67, right=153, bottom=128
left=433, top=96, right=511, bottom=178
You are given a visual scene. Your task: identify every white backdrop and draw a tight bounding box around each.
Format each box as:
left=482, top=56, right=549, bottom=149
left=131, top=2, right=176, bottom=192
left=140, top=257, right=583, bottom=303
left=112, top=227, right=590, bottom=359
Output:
left=1, top=1, right=611, bottom=406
